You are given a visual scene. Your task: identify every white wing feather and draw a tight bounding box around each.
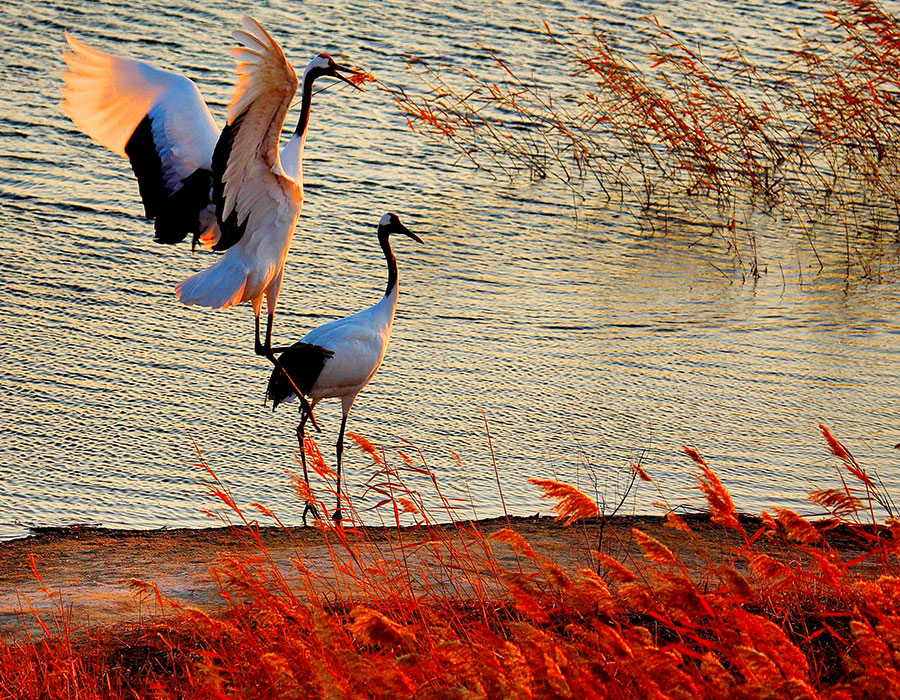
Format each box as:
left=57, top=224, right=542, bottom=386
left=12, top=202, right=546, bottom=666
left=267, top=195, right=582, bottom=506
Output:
left=177, top=16, right=303, bottom=309
left=61, top=31, right=218, bottom=184
left=218, top=15, right=300, bottom=228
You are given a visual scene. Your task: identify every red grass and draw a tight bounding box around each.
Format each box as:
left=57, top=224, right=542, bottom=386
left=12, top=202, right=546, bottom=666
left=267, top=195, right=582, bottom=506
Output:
left=528, top=477, right=600, bottom=524
left=1, top=424, right=898, bottom=698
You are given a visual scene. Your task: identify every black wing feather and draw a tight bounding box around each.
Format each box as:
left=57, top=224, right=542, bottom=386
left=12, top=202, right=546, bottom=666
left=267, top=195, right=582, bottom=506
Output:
left=124, top=115, right=213, bottom=245
left=210, top=108, right=250, bottom=252
left=124, top=116, right=166, bottom=220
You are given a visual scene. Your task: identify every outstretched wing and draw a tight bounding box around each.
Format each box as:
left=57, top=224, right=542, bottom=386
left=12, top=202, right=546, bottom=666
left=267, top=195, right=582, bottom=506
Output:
left=211, top=15, right=300, bottom=251
left=61, top=32, right=219, bottom=245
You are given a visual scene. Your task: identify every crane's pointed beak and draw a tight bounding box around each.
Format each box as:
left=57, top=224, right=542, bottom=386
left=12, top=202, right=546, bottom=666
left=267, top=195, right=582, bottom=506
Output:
left=332, top=63, right=366, bottom=91
left=399, top=223, right=424, bottom=244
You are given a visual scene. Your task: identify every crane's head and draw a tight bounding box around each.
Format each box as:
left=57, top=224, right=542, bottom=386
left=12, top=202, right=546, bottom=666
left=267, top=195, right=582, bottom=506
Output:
left=305, top=53, right=365, bottom=91
left=379, top=212, right=423, bottom=243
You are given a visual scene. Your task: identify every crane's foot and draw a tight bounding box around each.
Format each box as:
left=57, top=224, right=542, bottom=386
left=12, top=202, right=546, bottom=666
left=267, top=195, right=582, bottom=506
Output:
left=259, top=346, right=278, bottom=365
left=332, top=508, right=343, bottom=525
left=254, top=330, right=271, bottom=358
left=302, top=502, right=320, bottom=526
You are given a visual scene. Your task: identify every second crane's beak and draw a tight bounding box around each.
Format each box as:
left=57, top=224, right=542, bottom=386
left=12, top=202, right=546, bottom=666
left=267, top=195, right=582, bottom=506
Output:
left=398, top=222, right=424, bottom=244
left=332, top=63, right=366, bottom=91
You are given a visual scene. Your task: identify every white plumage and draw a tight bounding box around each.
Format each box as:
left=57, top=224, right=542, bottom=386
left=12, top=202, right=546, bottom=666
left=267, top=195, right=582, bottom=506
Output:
left=303, top=291, right=398, bottom=403
left=61, top=16, right=365, bottom=355
left=267, top=213, right=423, bottom=523
left=62, top=33, right=218, bottom=163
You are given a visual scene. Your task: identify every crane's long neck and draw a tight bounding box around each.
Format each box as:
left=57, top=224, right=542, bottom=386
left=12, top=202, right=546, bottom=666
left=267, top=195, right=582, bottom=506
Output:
left=379, top=229, right=399, bottom=299
left=280, top=70, right=317, bottom=181
left=295, top=68, right=316, bottom=146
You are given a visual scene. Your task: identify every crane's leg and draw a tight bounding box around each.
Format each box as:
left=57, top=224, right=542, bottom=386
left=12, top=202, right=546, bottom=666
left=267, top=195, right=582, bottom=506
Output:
left=265, top=312, right=275, bottom=351
left=256, top=270, right=284, bottom=357
left=275, top=359, right=321, bottom=433
left=253, top=298, right=322, bottom=433
left=296, top=411, right=319, bottom=525
left=254, top=314, right=263, bottom=355
left=333, top=410, right=350, bottom=524
left=254, top=312, right=276, bottom=357
left=252, top=294, right=268, bottom=357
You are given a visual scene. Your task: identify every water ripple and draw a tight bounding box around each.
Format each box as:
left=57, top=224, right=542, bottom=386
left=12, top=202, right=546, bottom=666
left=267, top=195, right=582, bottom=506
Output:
left=0, top=0, right=898, bottom=539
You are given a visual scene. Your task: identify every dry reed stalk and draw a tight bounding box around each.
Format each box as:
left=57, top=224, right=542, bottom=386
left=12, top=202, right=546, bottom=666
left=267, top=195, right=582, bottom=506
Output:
left=2, top=427, right=899, bottom=698
left=384, top=1, right=900, bottom=278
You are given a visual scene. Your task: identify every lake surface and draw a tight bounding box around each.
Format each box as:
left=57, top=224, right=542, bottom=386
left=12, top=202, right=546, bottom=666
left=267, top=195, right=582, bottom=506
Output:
left=1, top=0, right=898, bottom=539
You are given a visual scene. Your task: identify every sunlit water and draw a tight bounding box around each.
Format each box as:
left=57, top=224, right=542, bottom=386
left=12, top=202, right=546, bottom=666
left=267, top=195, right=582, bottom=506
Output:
left=1, top=0, right=898, bottom=539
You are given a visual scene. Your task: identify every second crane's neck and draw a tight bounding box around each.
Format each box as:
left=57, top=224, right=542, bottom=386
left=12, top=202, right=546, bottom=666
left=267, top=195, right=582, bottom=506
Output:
left=380, top=229, right=399, bottom=299
left=281, top=69, right=317, bottom=181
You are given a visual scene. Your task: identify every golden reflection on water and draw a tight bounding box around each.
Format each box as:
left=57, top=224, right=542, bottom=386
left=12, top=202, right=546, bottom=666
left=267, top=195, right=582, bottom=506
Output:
left=0, top=0, right=898, bottom=539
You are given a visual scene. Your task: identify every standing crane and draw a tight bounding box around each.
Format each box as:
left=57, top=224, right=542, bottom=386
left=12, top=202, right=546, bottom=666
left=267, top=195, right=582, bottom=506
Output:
left=266, top=213, right=423, bottom=524
left=61, top=15, right=365, bottom=361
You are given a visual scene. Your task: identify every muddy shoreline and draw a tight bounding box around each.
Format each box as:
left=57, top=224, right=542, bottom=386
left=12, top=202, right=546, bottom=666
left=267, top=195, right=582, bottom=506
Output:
left=0, top=514, right=879, bottom=632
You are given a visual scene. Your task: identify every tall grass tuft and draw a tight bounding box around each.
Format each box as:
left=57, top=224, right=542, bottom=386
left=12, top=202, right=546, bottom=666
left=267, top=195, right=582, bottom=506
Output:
left=1, top=424, right=898, bottom=697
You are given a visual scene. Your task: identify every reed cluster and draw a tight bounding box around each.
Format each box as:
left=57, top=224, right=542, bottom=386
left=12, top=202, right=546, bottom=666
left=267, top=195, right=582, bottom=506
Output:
left=385, top=0, right=900, bottom=278
left=1, top=425, right=897, bottom=698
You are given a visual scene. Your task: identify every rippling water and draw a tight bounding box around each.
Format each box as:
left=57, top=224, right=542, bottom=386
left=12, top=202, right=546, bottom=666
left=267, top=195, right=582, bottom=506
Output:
left=1, top=0, right=898, bottom=539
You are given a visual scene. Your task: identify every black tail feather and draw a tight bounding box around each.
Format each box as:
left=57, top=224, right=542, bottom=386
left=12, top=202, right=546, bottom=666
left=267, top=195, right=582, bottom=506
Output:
left=267, top=342, right=334, bottom=410
left=158, top=168, right=213, bottom=246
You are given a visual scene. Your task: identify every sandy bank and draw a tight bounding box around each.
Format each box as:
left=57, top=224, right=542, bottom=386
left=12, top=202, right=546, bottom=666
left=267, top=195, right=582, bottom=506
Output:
left=0, top=514, right=879, bottom=632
